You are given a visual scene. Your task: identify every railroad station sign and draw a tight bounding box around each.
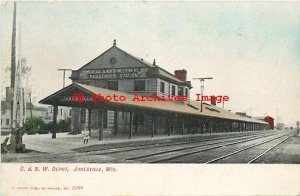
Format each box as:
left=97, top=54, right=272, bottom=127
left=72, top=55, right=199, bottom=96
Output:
left=79, top=67, right=149, bottom=80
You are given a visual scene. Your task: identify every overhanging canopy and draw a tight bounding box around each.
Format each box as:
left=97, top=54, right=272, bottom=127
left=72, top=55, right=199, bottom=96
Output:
left=39, top=83, right=268, bottom=125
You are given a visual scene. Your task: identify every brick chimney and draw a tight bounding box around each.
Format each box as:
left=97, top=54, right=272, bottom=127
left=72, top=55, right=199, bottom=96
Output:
left=174, top=69, right=187, bottom=81
left=210, top=96, right=216, bottom=106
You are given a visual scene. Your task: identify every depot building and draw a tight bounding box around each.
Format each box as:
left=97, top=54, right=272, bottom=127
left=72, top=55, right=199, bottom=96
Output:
left=40, top=40, right=269, bottom=140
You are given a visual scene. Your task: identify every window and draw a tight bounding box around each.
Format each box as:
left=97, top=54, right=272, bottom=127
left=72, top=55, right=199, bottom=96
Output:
left=69, top=109, right=72, bottom=116
left=171, top=85, right=176, bottom=96
left=80, top=109, right=86, bottom=123
left=185, top=88, right=188, bottom=96
left=1, top=119, right=2, bottom=125
left=6, top=119, right=9, bottom=126
left=108, top=81, right=118, bottom=90
left=60, top=108, right=63, bottom=116
left=134, top=80, right=145, bottom=91
left=160, top=82, right=165, bottom=93
left=178, top=87, right=183, bottom=96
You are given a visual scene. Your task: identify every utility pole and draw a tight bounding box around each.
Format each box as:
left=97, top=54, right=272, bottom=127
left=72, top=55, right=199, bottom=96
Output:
left=10, top=2, right=17, bottom=133
left=193, top=77, right=213, bottom=112
left=58, top=69, right=72, bottom=88
left=10, top=2, right=26, bottom=152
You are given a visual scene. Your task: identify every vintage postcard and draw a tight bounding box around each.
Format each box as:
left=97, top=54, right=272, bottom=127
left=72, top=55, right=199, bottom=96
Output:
left=1, top=1, right=300, bottom=195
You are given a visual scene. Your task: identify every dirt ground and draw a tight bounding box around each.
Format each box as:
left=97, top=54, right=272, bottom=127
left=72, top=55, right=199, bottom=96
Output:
left=255, top=135, right=300, bottom=163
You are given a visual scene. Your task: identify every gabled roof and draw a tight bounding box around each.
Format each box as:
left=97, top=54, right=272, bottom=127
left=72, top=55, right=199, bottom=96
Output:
left=39, top=83, right=267, bottom=125
left=75, top=45, right=189, bottom=85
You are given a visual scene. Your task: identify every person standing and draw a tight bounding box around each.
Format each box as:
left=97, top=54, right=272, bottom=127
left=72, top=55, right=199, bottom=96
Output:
left=83, top=128, right=90, bottom=144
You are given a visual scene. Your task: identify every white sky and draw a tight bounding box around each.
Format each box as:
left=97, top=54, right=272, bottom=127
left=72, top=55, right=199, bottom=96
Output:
left=1, top=1, right=300, bottom=126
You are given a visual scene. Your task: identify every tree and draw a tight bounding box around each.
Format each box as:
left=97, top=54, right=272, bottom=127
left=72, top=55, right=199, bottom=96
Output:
left=24, top=117, right=45, bottom=135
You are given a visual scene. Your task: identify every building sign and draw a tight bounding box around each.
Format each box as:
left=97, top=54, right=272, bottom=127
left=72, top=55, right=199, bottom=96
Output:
left=79, top=67, right=149, bottom=80
left=60, top=94, right=92, bottom=102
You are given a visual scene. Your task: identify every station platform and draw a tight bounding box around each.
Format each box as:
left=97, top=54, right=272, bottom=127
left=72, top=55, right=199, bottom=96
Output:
left=74, top=130, right=273, bottom=153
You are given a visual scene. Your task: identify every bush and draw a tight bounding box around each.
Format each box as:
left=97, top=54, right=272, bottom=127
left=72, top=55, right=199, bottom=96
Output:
left=24, top=117, right=71, bottom=134
left=24, top=117, right=46, bottom=135
left=43, top=118, right=71, bottom=133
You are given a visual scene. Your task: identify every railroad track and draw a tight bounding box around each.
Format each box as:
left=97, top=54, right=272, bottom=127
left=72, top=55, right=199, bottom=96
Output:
left=10, top=131, right=279, bottom=163
left=127, top=133, right=280, bottom=162
left=85, top=131, right=287, bottom=163
left=116, top=131, right=294, bottom=163
left=88, top=131, right=278, bottom=157
left=204, top=131, right=296, bottom=164
left=247, top=134, right=294, bottom=163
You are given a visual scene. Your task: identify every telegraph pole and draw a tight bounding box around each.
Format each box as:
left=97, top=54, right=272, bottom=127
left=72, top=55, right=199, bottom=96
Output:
left=10, top=2, right=17, bottom=132
left=58, top=69, right=72, bottom=88
left=193, top=77, right=213, bottom=112
left=9, top=2, right=26, bottom=152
